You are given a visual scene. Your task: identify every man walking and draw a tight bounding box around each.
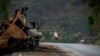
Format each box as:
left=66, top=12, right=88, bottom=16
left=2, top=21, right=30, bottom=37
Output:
left=53, top=31, right=59, bottom=40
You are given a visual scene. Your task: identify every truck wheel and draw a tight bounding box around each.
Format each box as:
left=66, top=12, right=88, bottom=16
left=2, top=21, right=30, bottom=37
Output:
left=34, top=36, right=40, bottom=48
left=27, top=37, right=36, bottom=49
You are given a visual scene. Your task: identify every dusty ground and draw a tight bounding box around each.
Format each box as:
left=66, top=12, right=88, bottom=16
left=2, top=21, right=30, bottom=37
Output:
left=1, top=45, right=69, bottom=56
left=12, top=50, right=68, bottom=56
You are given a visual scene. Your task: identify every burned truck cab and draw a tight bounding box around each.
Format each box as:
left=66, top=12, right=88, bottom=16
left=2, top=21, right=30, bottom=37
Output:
left=0, top=9, right=42, bottom=49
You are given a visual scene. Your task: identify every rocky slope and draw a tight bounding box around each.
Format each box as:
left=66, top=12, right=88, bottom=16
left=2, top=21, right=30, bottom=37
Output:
left=9, top=0, right=91, bottom=37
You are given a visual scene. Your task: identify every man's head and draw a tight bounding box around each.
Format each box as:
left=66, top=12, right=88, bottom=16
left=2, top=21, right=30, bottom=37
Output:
left=21, top=7, right=28, bottom=17
left=15, top=9, right=21, bottom=15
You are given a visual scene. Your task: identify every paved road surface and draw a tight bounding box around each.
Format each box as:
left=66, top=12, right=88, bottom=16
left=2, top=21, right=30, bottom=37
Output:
left=41, top=43, right=100, bottom=56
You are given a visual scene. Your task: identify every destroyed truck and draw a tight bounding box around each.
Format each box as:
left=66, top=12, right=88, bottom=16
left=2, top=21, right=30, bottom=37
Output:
left=0, top=9, right=42, bottom=49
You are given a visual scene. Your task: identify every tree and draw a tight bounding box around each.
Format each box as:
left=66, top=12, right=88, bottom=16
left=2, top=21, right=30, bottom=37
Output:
left=0, top=0, right=11, bottom=23
left=85, top=0, right=100, bottom=35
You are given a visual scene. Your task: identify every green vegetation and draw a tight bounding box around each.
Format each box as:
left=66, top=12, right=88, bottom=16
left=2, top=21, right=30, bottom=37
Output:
left=85, top=0, right=100, bottom=45
left=43, top=31, right=52, bottom=42
left=95, top=40, right=100, bottom=45
left=88, top=16, right=94, bottom=25
left=85, top=0, right=100, bottom=35
left=60, top=21, right=69, bottom=28
left=57, top=33, right=82, bottom=43
left=43, top=31, right=81, bottom=43
left=0, top=0, right=11, bottom=23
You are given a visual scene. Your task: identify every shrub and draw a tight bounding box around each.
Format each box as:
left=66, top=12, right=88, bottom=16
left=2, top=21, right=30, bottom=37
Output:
left=95, top=40, right=100, bottom=45
left=43, top=31, right=52, bottom=42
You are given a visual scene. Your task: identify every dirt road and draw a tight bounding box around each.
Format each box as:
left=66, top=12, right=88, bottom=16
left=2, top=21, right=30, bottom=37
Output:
left=41, top=43, right=100, bottom=56
left=1, top=43, right=100, bottom=56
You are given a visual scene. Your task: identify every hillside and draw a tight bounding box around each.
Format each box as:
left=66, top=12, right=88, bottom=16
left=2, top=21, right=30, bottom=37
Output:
left=9, top=0, right=91, bottom=37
